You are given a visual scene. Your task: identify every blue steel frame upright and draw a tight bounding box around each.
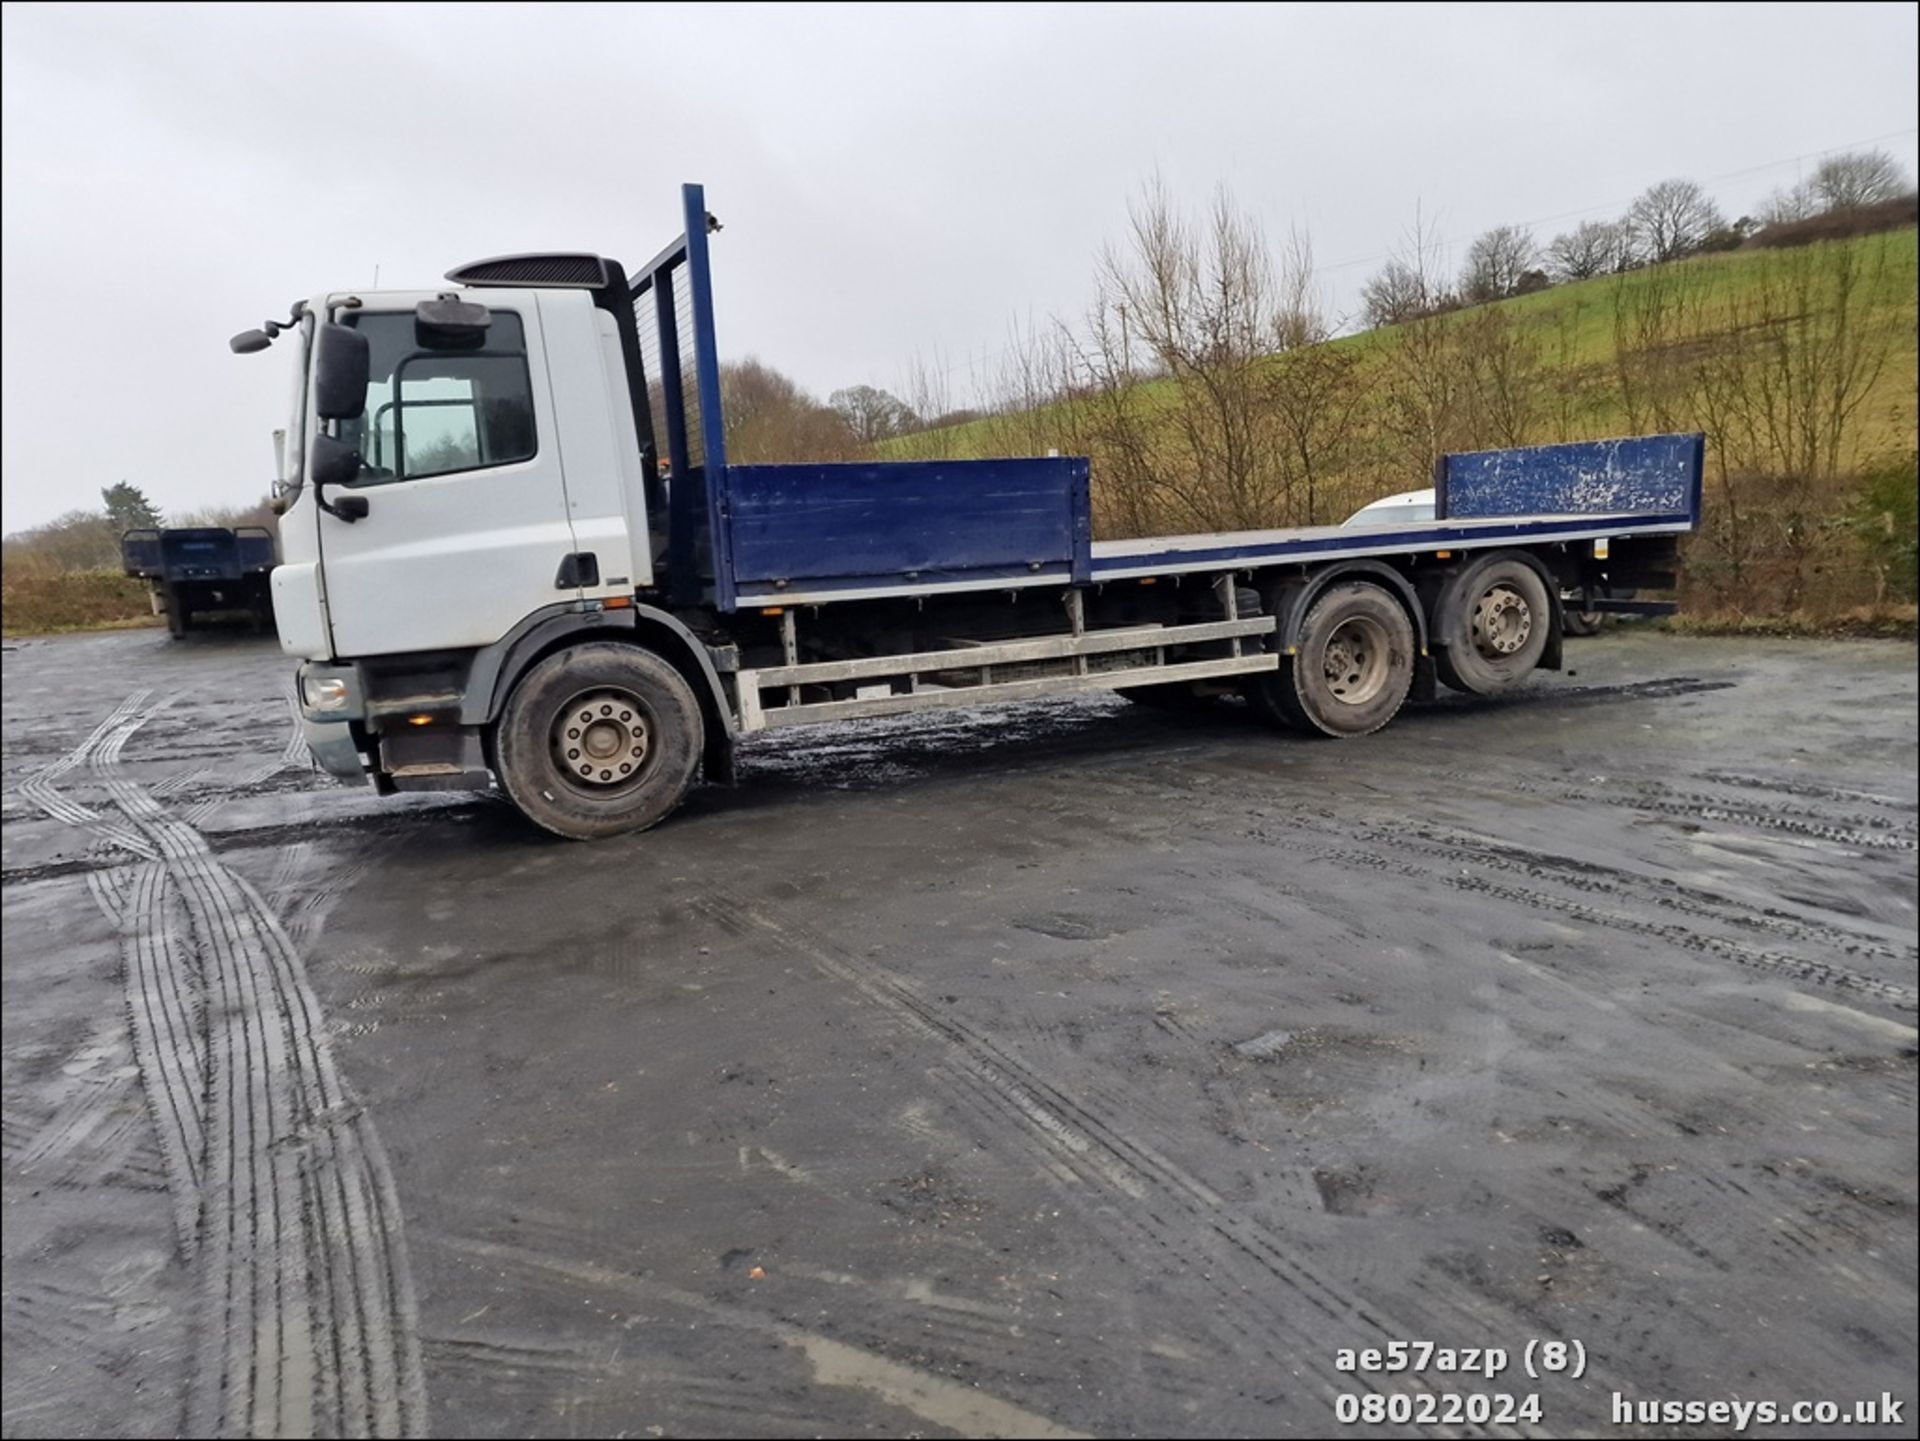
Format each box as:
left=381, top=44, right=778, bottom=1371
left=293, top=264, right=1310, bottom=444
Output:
left=631, top=183, right=736, bottom=611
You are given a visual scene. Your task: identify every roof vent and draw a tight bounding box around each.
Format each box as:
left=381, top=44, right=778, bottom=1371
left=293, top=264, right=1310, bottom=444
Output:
left=445, top=253, right=611, bottom=289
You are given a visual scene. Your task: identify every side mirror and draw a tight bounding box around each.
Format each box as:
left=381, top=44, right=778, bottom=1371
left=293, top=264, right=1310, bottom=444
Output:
left=230, top=329, right=274, bottom=354
left=313, top=323, right=371, bottom=419
left=416, top=295, right=491, bottom=350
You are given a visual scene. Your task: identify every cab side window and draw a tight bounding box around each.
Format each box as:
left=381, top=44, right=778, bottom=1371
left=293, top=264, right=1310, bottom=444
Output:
left=341, top=310, right=536, bottom=484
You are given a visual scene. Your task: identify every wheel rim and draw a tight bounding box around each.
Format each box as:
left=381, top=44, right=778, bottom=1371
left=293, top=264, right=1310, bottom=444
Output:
left=1472, top=584, right=1533, bottom=659
left=1322, top=615, right=1392, bottom=706
left=551, top=687, right=652, bottom=790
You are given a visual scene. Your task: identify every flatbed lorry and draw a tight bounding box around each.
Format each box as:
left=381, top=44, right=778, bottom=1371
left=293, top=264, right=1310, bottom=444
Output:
left=234, top=184, right=1702, bottom=840
left=120, top=525, right=277, bottom=638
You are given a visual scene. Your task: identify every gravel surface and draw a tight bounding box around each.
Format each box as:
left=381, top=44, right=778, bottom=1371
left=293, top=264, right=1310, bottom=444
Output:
left=4, top=626, right=1915, bottom=1438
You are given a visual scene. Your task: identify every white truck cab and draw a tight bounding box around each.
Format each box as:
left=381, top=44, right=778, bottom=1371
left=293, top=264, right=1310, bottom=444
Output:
left=271, top=286, right=650, bottom=664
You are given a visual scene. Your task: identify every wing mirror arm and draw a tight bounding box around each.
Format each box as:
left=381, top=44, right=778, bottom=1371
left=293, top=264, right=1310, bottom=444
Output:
left=310, top=433, right=371, bottom=523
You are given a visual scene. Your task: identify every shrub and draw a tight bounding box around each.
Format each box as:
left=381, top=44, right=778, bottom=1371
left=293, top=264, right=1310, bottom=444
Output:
left=1850, top=451, right=1919, bottom=602
left=1, top=569, right=157, bottom=635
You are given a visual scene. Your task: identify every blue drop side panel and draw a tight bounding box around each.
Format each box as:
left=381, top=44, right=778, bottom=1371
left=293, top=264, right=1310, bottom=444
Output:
left=236, top=528, right=277, bottom=570
left=723, top=457, right=1091, bottom=591
left=120, top=530, right=163, bottom=577
left=1440, top=433, right=1704, bottom=523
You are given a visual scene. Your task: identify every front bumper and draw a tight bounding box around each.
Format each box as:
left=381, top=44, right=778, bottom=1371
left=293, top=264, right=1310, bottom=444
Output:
left=295, top=661, right=370, bottom=784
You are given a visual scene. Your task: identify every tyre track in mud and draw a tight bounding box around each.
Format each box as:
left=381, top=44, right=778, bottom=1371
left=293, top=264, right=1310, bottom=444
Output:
left=1502, top=777, right=1917, bottom=853
left=1699, top=769, right=1918, bottom=815
left=1352, top=823, right=1917, bottom=965
left=1053, top=744, right=1917, bottom=1010
left=1449, top=872, right=1918, bottom=1011
left=1266, top=823, right=1917, bottom=1013
left=16, top=692, right=427, bottom=1438
left=91, top=704, right=210, bottom=1255
left=692, top=888, right=1575, bottom=1432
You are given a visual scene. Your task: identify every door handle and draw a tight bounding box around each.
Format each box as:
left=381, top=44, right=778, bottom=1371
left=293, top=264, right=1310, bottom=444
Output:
left=555, top=552, right=600, bottom=588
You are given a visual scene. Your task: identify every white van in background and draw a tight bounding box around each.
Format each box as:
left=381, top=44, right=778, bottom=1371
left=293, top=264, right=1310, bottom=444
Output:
left=1343, top=488, right=1617, bottom=635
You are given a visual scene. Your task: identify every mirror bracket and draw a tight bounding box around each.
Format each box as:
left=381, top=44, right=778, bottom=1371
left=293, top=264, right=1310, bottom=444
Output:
left=310, top=433, right=369, bottom=523
left=416, top=294, right=492, bottom=349
left=320, top=490, right=371, bottom=523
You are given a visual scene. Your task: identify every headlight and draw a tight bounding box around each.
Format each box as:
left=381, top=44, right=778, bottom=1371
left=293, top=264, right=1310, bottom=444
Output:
left=304, top=676, right=350, bottom=713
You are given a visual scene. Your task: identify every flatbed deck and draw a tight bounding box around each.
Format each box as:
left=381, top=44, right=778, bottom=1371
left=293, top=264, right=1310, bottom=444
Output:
left=1088, top=508, right=1692, bottom=581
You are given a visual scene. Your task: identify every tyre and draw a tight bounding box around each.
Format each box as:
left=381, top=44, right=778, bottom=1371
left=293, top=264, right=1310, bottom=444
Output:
left=1249, top=581, right=1415, bottom=737
left=1433, top=555, right=1552, bottom=695
left=1561, top=606, right=1603, bottom=637
left=494, top=643, right=704, bottom=840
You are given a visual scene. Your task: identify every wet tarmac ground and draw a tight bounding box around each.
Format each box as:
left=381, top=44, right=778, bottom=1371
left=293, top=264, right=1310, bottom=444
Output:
left=3, top=626, right=1915, bottom=1438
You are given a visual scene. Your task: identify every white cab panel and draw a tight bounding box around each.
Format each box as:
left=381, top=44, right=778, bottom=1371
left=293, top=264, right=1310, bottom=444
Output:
left=534, top=292, right=648, bottom=596
left=271, top=560, right=331, bottom=659
left=318, top=290, right=581, bottom=658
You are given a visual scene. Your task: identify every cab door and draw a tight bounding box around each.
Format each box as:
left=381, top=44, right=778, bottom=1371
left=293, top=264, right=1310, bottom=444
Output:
left=315, top=290, right=582, bottom=658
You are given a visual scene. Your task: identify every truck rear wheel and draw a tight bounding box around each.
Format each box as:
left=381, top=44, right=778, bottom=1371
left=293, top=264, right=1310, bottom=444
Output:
left=494, top=643, right=703, bottom=841
left=1250, top=581, right=1415, bottom=737
left=1433, top=556, right=1552, bottom=695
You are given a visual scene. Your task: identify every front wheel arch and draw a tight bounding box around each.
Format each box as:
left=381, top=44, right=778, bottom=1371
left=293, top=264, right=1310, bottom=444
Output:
left=471, top=606, right=736, bottom=786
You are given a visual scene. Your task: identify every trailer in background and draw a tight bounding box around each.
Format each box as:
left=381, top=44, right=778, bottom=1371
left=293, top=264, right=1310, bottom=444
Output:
left=121, top=526, right=277, bottom=638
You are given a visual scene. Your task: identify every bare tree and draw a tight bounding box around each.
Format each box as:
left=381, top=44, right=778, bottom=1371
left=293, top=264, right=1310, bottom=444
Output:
left=1628, top=178, right=1726, bottom=263
left=1755, top=182, right=1819, bottom=227
left=1459, top=224, right=1540, bottom=302
left=1607, top=231, right=1902, bottom=610
left=1274, top=224, right=1332, bottom=351
left=0, top=510, right=122, bottom=572
left=723, top=359, right=857, bottom=462
left=1455, top=308, right=1542, bottom=448
left=1609, top=261, right=1703, bottom=437
left=1268, top=344, right=1363, bottom=525
left=886, top=350, right=964, bottom=459
left=1808, top=148, right=1914, bottom=212
left=1064, top=176, right=1301, bottom=531
left=828, top=384, right=917, bottom=445
left=1547, top=219, right=1634, bottom=281
left=1361, top=258, right=1430, bottom=328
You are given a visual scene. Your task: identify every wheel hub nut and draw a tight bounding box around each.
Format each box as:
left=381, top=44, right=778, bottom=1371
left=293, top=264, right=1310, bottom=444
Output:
left=1475, top=587, right=1532, bottom=656
left=553, top=690, right=649, bottom=786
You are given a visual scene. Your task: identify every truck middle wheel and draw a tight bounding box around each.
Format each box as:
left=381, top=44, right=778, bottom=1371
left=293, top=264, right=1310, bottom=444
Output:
left=493, top=643, right=704, bottom=840
left=1251, top=581, right=1416, bottom=737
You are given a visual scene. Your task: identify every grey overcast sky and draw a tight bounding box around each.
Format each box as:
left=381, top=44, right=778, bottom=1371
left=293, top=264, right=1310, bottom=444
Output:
left=3, top=1, right=1915, bottom=531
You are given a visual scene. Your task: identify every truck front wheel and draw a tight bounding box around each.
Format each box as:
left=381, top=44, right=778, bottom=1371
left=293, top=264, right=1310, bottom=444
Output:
left=494, top=643, right=704, bottom=840
left=1250, top=581, right=1415, bottom=737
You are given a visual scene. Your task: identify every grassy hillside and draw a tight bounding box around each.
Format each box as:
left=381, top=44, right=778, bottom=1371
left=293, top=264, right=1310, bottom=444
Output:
left=897, top=227, right=1915, bottom=479
left=885, top=227, right=1917, bottom=621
